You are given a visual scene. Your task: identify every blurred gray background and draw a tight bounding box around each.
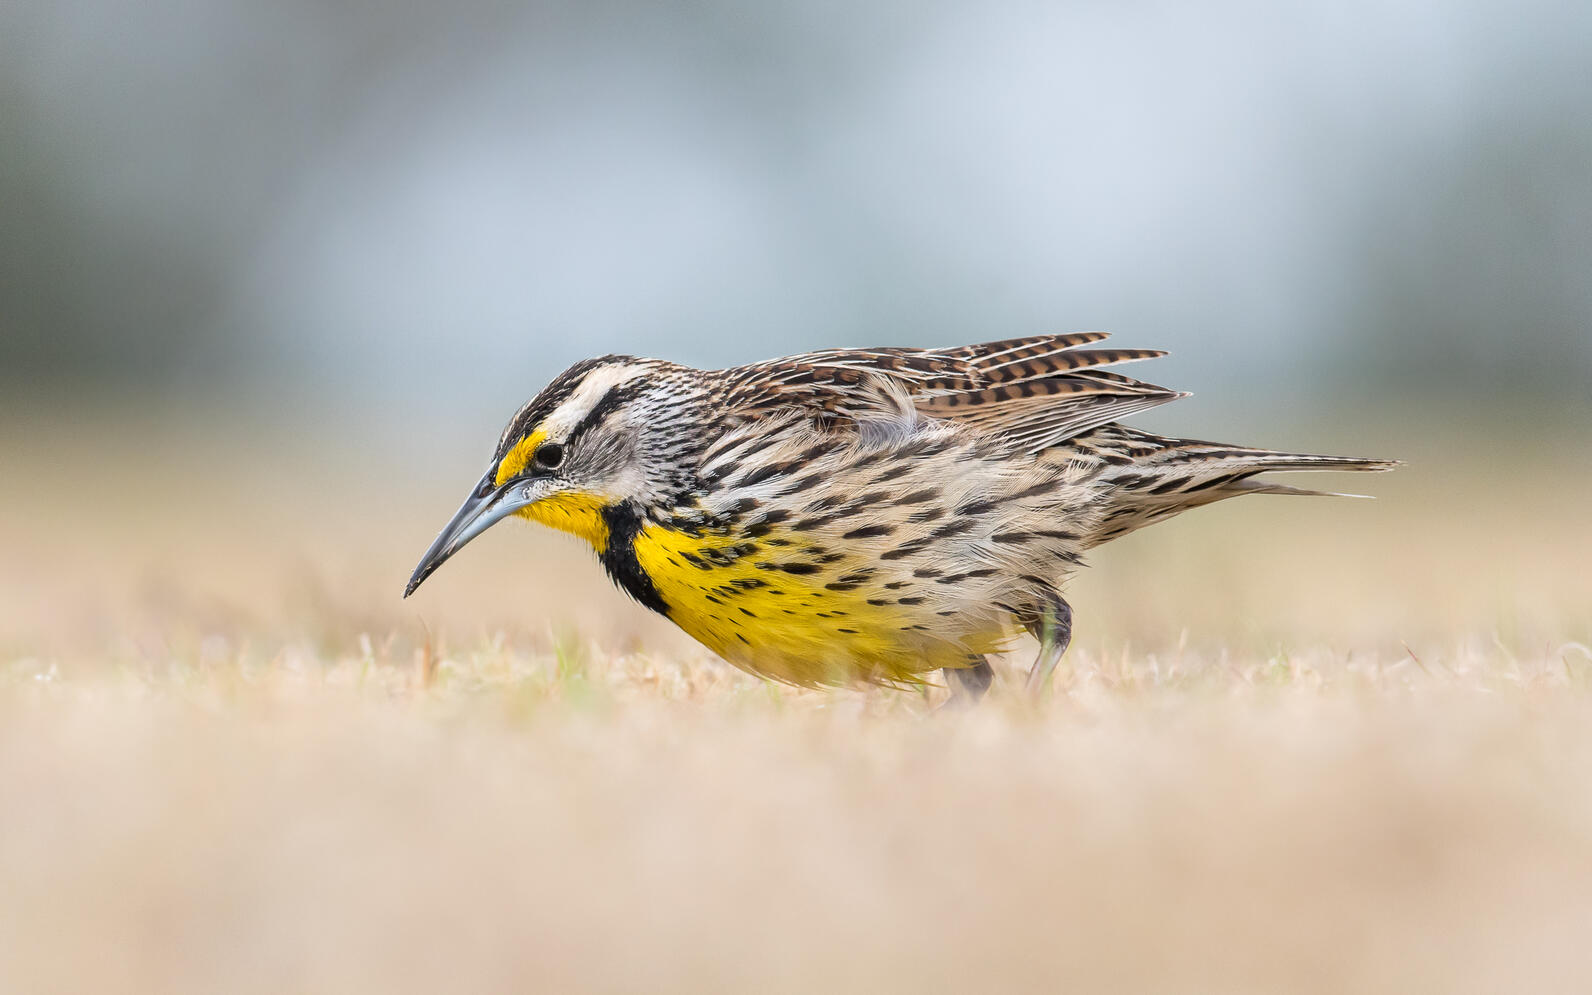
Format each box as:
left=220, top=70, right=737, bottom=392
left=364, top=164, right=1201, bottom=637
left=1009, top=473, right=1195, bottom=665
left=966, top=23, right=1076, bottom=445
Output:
left=5, top=0, right=1590, bottom=441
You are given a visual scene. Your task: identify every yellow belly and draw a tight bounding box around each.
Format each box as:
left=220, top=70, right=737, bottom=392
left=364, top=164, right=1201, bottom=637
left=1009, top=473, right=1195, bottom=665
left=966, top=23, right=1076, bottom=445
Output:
left=629, top=522, right=1011, bottom=687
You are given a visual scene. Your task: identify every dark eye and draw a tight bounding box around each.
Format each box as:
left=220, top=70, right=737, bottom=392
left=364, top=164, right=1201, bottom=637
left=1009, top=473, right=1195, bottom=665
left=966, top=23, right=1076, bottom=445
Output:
left=534, top=442, right=565, bottom=469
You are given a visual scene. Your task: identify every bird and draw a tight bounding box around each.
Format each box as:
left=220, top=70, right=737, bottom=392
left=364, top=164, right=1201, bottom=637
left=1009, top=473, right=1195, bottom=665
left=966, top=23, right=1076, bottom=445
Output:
left=405, top=333, right=1396, bottom=702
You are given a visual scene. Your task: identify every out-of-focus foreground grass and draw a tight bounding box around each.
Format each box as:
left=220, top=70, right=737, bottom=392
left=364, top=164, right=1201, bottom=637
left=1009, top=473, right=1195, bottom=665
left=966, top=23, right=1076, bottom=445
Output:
left=2, top=409, right=1590, bottom=993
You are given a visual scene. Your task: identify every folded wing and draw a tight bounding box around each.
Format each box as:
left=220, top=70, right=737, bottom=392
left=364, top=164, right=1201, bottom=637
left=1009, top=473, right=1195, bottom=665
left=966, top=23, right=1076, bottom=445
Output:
left=720, top=332, right=1185, bottom=453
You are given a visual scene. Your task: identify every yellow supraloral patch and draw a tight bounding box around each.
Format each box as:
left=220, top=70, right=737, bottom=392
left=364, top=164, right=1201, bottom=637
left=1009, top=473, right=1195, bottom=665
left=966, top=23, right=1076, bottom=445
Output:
left=629, top=523, right=1013, bottom=688
left=494, top=430, right=547, bottom=487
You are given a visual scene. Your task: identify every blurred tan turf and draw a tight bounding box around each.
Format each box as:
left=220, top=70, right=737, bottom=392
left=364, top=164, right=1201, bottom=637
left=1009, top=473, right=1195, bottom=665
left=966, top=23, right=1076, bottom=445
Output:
left=1, top=409, right=1589, bottom=993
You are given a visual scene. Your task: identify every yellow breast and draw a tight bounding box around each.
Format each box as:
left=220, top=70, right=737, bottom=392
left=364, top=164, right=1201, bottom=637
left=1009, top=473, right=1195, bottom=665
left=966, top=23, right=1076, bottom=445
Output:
left=629, top=523, right=1010, bottom=687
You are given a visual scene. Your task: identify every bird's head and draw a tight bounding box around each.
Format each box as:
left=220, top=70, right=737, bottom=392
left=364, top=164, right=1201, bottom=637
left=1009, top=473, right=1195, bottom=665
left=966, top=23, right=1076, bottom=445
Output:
left=404, top=355, right=702, bottom=597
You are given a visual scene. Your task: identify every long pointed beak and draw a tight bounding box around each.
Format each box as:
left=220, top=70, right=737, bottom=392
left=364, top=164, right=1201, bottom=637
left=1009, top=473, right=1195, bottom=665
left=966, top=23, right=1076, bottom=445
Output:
left=404, top=471, right=532, bottom=598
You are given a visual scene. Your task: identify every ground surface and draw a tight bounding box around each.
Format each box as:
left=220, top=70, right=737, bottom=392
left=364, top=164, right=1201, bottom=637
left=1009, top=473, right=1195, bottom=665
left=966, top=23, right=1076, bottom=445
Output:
left=3, top=412, right=1589, bottom=993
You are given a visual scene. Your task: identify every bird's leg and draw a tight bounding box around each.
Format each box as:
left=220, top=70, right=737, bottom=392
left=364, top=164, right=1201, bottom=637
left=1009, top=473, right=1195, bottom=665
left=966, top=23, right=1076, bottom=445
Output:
left=942, top=654, right=994, bottom=708
left=1023, top=594, right=1074, bottom=696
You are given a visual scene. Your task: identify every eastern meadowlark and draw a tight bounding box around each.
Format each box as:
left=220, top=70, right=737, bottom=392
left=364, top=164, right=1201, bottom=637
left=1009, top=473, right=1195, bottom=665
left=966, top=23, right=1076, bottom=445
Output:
left=405, top=333, right=1396, bottom=700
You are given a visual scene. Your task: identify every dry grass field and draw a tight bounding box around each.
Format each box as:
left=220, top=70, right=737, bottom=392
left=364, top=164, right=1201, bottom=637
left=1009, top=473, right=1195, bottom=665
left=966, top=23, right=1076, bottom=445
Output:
left=3, top=409, right=1590, bottom=993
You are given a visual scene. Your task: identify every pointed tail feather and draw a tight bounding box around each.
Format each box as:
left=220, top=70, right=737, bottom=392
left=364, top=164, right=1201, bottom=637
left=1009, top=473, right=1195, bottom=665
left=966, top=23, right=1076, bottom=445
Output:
left=1223, top=479, right=1380, bottom=499
left=1082, top=429, right=1400, bottom=546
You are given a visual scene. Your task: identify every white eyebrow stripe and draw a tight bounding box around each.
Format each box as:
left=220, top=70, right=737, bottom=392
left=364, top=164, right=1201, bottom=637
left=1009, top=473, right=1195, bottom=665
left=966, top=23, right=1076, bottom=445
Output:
left=540, top=363, right=648, bottom=437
